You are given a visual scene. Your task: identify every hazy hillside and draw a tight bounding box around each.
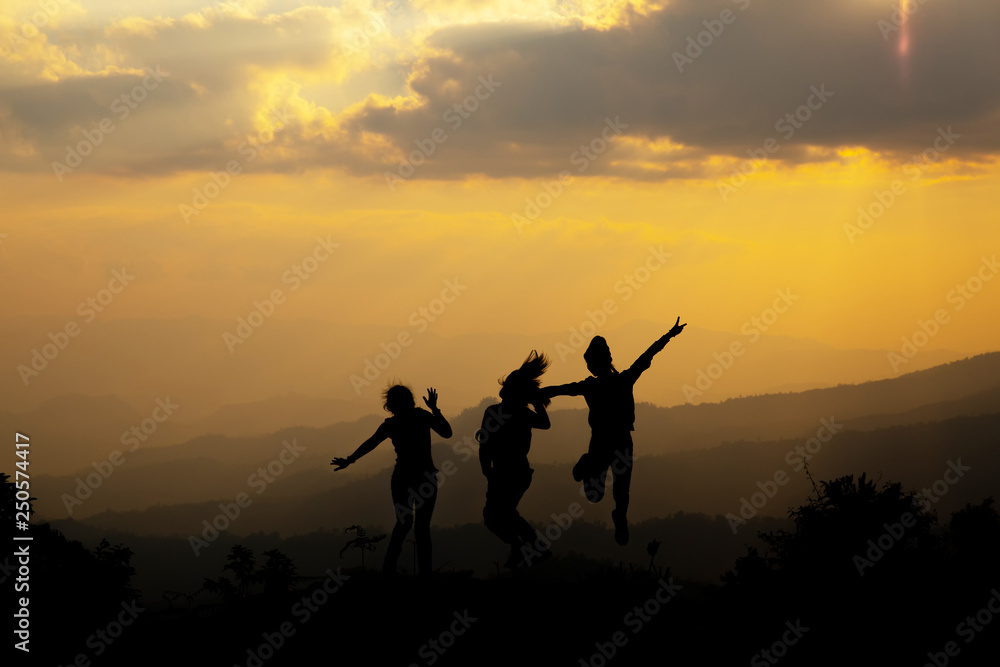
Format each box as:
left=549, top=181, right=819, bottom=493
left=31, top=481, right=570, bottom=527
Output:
left=178, top=393, right=374, bottom=438
left=0, top=393, right=382, bottom=477
left=60, top=413, right=1000, bottom=539
left=28, top=352, right=1000, bottom=518
left=0, top=394, right=189, bottom=476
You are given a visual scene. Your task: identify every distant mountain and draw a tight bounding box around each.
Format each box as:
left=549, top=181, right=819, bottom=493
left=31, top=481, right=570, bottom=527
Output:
left=0, top=394, right=187, bottom=476
left=26, top=352, right=1000, bottom=518
left=61, top=413, right=1000, bottom=539
left=28, top=418, right=388, bottom=519
left=850, top=385, right=1000, bottom=431
left=176, top=393, right=377, bottom=439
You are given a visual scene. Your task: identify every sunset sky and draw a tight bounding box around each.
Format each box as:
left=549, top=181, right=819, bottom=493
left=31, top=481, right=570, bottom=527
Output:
left=2, top=0, right=999, bottom=412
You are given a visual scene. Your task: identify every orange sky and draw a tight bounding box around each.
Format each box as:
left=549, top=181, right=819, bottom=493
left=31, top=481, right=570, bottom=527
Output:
left=2, top=0, right=999, bottom=411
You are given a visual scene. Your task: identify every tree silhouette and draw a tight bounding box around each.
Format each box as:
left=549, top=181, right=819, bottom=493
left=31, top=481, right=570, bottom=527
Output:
left=204, top=544, right=257, bottom=602
left=225, top=544, right=257, bottom=596
left=203, top=545, right=300, bottom=603
left=948, top=496, right=1000, bottom=588
left=94, top=538, right=139, bottom=599
left=340, top=525, right=386, bottom=570
left=722, top=473, right=947, bottom=665
left=259, top=548, right=299, bottom=595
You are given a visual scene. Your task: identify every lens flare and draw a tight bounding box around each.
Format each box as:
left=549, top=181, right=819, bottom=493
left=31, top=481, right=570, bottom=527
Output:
left=898, top=0, right=910, bottom=57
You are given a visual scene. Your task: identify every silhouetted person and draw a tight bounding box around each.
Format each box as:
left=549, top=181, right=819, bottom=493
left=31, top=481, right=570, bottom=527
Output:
left=332, top=384, right=452, bottom=576
left=543, top=317, right=686, bottom=545
left=478, top=351, right=552, bottom=568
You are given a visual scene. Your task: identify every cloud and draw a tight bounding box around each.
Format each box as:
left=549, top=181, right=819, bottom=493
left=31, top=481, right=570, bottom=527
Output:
left=1, top=0, right=998, bottom=180
left=337, top=0, right=1000, bottom=180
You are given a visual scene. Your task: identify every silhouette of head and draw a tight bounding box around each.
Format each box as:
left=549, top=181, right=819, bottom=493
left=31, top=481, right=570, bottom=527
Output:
left=584, top=336, right=615, bottom=376
left=499, top=350, right=550, bottom=406
left=382, top=384, right=415, bottom=414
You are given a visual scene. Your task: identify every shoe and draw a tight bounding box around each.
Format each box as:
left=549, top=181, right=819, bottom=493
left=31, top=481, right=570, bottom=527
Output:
left=572, top=454, right=591, bottom=482
left=612, top=509, right=629, bottom=546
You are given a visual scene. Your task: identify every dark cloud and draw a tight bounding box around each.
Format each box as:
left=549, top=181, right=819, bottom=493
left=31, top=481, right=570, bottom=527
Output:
left=2, top=0, right=998, bottom=179
left=341, top=0, right=1000, bottom=178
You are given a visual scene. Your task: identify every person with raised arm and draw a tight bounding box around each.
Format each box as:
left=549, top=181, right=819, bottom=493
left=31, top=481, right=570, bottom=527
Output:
left=542, top=317, right=686, bottom=546
left=332, top=384, right=452, bottom=576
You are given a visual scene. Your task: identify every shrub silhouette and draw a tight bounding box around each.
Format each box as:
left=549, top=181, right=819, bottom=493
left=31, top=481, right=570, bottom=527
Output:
left=340, top=525, right=386, bottom=570
left=720, top=473, right=963, bottom=665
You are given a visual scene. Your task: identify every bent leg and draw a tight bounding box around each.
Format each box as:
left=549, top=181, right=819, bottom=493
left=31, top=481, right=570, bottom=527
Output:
left=611, top=436, right=634, bottom=515
left=582, top=434, right=615, bottom=503
left=510, top=469, right=538, bottom=546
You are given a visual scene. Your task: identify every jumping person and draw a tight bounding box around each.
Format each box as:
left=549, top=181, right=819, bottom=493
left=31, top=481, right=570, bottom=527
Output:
left=478, top=351, right=551, bottom=568
left=332, top=385, right=452, bottom=575
left=542, top=317, right=686, bottom=546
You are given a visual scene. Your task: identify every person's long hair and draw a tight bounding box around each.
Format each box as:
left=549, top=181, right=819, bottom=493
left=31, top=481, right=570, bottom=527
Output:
left=499, top=350, right=550, bottom=407
left=382, top=383, right=415, bottom=414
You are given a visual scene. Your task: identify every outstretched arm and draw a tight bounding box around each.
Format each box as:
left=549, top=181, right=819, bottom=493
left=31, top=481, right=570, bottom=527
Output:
left=331, top=422, right=390, bottom=470
left=424, top=387, right=453, bottom=438
left=541, top=380, right=588, bottom=399
left=624, top=316, right=687, bottom=382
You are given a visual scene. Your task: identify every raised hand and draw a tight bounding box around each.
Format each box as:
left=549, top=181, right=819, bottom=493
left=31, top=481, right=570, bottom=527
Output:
left=667, top=316, right=687, bottom=338
left=424, top=387, right=439, bottom=411
left=331, top=457, right=351, bottom=471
